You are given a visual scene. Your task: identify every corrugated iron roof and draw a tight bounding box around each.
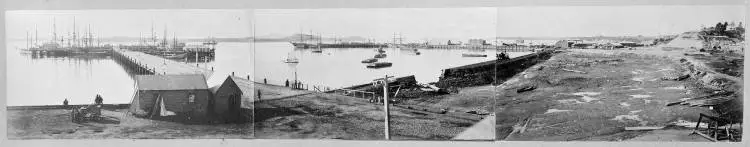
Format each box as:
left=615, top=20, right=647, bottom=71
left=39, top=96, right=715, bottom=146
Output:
left=135, top=74, right=208, bottom=90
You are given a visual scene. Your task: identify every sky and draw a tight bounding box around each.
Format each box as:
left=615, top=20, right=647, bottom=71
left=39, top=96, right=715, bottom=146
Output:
left=5, top=10, right=251, bottom=40
left=497, top=5, right=746, bottom=37
left=253, top=8, right=498, bottom=42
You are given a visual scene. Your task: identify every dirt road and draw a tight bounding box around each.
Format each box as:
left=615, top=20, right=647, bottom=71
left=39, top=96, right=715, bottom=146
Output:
left=7, top=108, right=253, bottom=139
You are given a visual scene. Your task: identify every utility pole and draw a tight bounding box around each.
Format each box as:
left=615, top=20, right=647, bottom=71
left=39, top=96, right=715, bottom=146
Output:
left=383, top=74, right=390, bottom=140
left=374, top=74, right=394, bottom=140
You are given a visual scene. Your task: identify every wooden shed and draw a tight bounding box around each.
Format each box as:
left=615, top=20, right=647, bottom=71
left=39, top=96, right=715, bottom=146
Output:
left=128, top=74, right=212, bottom=122
left=209, top=76, right=245, bottom=123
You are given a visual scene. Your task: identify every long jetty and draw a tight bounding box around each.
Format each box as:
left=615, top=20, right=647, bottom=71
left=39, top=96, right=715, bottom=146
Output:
left=112, top=49, right=214, bottom=77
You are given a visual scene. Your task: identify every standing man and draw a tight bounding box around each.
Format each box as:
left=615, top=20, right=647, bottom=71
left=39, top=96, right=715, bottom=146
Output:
left=285, top=79, right=290, bottom=87
left=257, top=90, right=262, bottom=100
left=94, top=94, right=103, bottom=105
left=63, top=98, right=69, bottom=108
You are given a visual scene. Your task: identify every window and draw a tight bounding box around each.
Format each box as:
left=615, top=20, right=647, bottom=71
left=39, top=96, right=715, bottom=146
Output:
left=188, top=93, right=195, bottom=103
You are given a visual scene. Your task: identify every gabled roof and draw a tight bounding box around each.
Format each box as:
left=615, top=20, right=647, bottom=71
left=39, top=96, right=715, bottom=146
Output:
left=210, top=76, right=243, bottom=95
left=135, top=74, right=208, bottom=91
left=230, top=76, right=254, bottom=97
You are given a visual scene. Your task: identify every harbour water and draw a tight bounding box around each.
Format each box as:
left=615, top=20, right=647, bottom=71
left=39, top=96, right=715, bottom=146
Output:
left=6, top=41, right=252, bottom=106
left=253, top=42, right=532, bottom=89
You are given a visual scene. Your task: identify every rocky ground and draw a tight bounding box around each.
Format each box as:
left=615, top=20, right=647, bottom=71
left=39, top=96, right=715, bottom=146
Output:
left=253, top=92, right=484, bottom=140
left=495, top=48, right=742, bottom=141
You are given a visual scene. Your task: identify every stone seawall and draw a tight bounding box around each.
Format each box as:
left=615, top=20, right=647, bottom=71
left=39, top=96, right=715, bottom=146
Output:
left=435, top=50, right=558, bottom=89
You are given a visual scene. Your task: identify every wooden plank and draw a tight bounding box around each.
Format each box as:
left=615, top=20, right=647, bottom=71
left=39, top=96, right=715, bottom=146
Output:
left=562, top=68, right=587, bottom=74
left=625, top=126, right=665, bottom=131
left=693, top=131, right=719, bottom=142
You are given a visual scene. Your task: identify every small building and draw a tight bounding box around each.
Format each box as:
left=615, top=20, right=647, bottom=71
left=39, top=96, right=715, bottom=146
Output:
left=554, top=39, right=583, bottom=49
left=572, top=42, right=595, bottom=49
left=128, top=74, right=212, bottom=122
left=209, top=76, right=247, bottom=123
left=184, top=44, right=214, bottom=52
left=468, top=39, right=488, bottom=46
left=704, top=35, right=735, bottom=49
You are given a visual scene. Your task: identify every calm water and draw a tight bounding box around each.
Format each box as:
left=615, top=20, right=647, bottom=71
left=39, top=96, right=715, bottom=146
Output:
left=6, top=41, right=252, bottom=106
left=253, top=42, right=531, bottom=89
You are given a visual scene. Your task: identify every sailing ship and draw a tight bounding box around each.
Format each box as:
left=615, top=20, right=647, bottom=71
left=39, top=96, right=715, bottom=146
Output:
left=164, top=53, right=188, bottom=59
left=311, top=45, right=323, bottom=53
left=284, top=52, right=299, bottom=63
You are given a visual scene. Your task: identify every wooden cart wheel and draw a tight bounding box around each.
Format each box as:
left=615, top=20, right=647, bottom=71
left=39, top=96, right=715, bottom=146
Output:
left=70, top=111, right=75, bottom=122
left=71, top=111, right=78, bottom=123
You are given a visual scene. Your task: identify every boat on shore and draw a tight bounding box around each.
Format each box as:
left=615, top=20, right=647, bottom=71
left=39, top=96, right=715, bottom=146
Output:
left=366, top=62, right=392, bottom=68
left=361, top=58, right=378, bottom=63
left=374, top=53, right=387, bottom=58
left=462, top=53, right=487, bottom=57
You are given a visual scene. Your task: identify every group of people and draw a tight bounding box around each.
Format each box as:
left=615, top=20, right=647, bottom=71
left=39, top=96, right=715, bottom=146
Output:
left=285, top=79, right=305, bottom=90
left=62, top=94, right=104, bottom=107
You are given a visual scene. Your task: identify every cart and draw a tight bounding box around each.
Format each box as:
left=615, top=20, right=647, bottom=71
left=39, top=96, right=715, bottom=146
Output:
left=70, top=104, right=103, bottom=123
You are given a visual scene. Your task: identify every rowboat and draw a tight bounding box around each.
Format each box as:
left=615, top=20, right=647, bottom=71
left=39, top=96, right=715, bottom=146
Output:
left=462, top=53, right=487, bottom=57
left=374, top=53, right=387, bottom=58
left=361, top=58, right=378, bottom=63
left=366, top=62, right=393, bottom=68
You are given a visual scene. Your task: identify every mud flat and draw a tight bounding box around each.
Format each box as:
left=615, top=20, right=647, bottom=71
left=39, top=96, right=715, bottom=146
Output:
left=495, top=49, right=742, bottom=141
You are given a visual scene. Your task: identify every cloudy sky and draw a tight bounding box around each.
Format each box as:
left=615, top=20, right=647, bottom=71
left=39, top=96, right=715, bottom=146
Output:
left=6, top=9, right=251, bottom=40
left=497, top=5, right=745, bottom=37
left=254, top=8, right=498, bottom=42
